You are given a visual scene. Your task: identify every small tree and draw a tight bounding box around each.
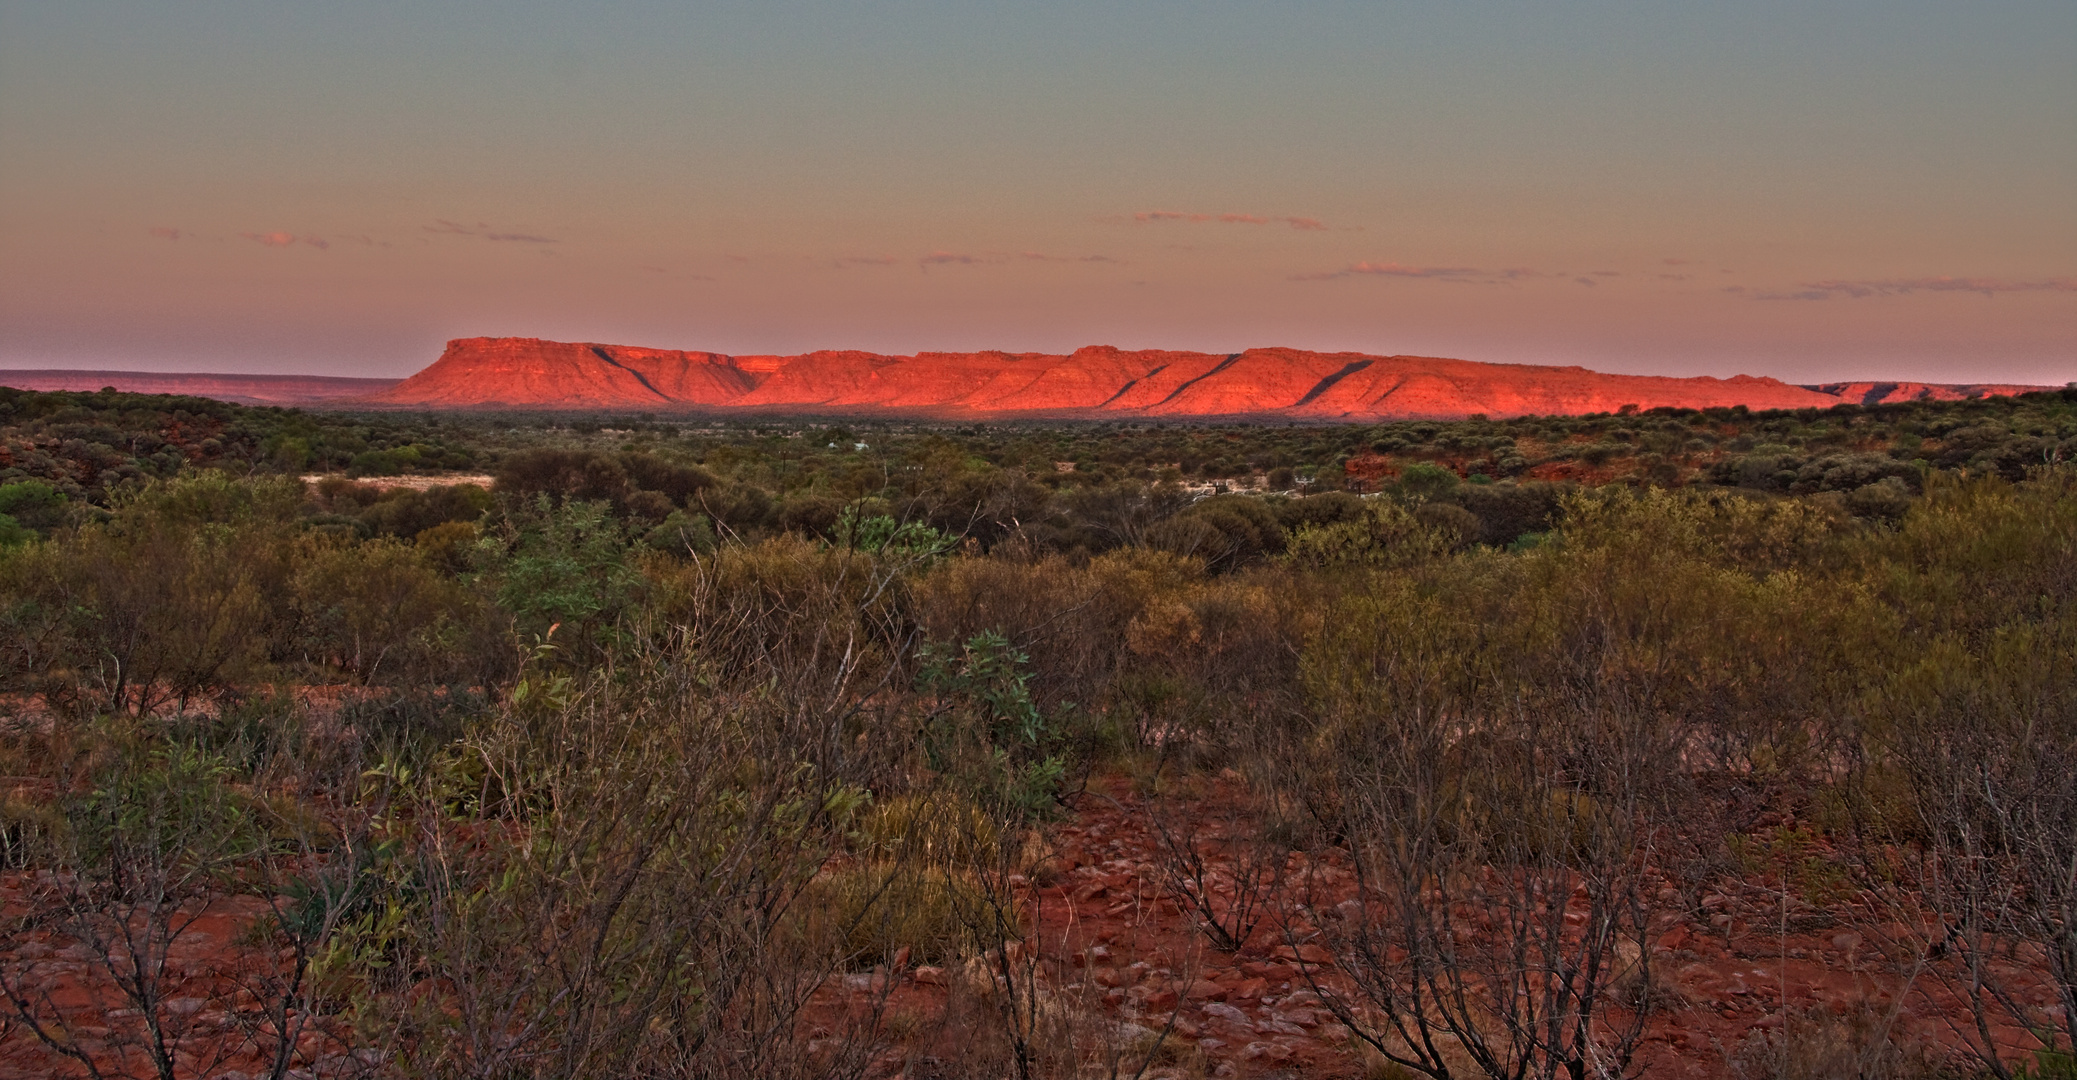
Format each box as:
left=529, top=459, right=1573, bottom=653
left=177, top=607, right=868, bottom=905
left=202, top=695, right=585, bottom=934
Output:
left=1, top=742, right=357, bottom=1080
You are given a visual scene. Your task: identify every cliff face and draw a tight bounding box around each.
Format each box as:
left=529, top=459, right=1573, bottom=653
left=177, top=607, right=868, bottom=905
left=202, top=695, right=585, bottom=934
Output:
left=1805, top=381, right=2056, bottom=406
left=15, top=342, right=2053, bottom=417
left=367, top=337, right=1913, bottom=418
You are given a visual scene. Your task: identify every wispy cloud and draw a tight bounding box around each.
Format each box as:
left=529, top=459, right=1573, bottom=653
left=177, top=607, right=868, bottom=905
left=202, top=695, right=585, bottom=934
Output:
left=1133, top=210, right=1327, bottom=230
left=909, top=250, right=1122, bottom=270
left=1754, top=275, right=2077, bottom=300
left=834, top=255, right=899, bottom=268
left=1020, top=251, right=1119, bottom=264
left=148, top=226, right=184, bottom=241
left=1296, top=260, right=1513, bottom=283
left=423, top=220, right=558, bottom=244
left=640, top=265, right=715, bottom=280
left=243, top=231, right=328, bottom=250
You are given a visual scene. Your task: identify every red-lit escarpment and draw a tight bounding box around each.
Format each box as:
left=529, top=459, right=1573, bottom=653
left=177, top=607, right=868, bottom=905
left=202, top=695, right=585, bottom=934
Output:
left=365, top=337, right=1981, bottom=419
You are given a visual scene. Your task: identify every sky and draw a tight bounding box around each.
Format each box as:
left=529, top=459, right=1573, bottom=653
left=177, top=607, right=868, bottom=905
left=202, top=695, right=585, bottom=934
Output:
left=1, top=1, right=2072, bottom=383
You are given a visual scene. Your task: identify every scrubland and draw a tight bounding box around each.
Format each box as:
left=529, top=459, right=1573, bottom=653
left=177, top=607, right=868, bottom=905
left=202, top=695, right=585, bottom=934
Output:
left=0, top=386, right=2074, bottom=1079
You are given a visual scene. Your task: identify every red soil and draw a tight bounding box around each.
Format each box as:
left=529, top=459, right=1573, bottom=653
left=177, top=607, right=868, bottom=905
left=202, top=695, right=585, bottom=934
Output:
left=4, top=774, right=2060, bottom=1079
left=876, top=776, right=2062, bottom=1079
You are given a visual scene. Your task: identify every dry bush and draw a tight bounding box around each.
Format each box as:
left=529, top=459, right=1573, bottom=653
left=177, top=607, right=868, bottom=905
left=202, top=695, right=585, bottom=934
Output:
left=646, top=534, right=923, bottom=789
left=308, top=532, right=944, bottom=1079
left=1146, top=778, right=1287, bottom=954
left=913, top=546, right=1203, bottom=716
left=794, top=790, right=1017, bottom=969
left=856, top=789, right=1004, bottom=868
left=291, top=535, right=490, bottom=685
left=795, top=862, right=1005, bottom=968
left=1118, top=567, right=1320, bottom=765
left=1727, top=1006, right=1949, bottom=1080
left=1844, top=470, right=2077, bottom=1077
left=0, top=736, right=362, bottom=1080
left=32, top=474, right=304, bottom=716
left=1288, top=521, right=1700, bottom=1079
left=342, top=651, right=891, bottom=1080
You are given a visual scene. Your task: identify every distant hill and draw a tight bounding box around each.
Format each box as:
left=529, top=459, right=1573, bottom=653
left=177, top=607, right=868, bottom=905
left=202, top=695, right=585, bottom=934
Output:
left=0, top=370, right=400, bottom=406
left=1803, top=381, right=2062, bottom=406
left=5, top=344, right=2059, bottom=418
left=363, top=337, right=2060, bottom=419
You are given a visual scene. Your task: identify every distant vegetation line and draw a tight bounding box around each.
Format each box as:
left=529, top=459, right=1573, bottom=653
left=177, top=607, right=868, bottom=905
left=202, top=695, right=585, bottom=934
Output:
left=1, top=384, right=2072, bottom=552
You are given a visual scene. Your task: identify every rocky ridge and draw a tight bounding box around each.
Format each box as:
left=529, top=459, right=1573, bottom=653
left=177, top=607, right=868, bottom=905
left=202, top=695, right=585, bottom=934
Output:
left=364, top=337, right=2056, bottom=419
left=365, top=338, right=1845, bottom=418
left=11, top=340, right=2056, bottom=418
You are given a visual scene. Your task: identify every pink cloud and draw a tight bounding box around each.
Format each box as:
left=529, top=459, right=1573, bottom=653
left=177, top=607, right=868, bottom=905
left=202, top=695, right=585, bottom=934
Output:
left=1748, top=275, right=2077, bottom=300
left=243, top=231, right=328, bottom=249
left=911, top=250, right=1121, bottom=269
left=148, top=226, right=184, bottom=241
left=422, top=220, right=555, bottom=243
left=1352, top=261, right=1484, bottom=279
left=1133, top=210, right=1328, bottom=230
left=1797, top=276, right=2077, bottom=298
left=1020, top=251, right=1119, bottom=263
left=1297, top=260, right=1493, bottom=282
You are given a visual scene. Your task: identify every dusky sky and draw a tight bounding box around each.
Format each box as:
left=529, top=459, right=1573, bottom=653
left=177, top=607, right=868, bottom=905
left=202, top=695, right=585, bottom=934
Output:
left=1, top=1, right=2071, bottom=382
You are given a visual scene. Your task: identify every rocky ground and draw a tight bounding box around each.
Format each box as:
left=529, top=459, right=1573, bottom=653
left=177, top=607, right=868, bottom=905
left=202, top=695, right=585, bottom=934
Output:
left=1, top=771, right=2063, bottom=1079
left=847, top=775, right=2062, bottom=1079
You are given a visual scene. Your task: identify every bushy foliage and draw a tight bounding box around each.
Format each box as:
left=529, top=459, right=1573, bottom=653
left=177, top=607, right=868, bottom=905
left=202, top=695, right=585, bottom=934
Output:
left=3, top=387, right=2076, bottom=1077
left=918, top=631, right=1067, bottom=821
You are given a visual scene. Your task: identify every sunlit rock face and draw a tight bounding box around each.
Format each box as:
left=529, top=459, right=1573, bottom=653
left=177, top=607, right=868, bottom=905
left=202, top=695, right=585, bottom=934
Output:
left=1806, top=381, right=2054, bottom=406
left=12, top=339, right=2054, bottom=417
left=371, top=336, right=1967, bottom=418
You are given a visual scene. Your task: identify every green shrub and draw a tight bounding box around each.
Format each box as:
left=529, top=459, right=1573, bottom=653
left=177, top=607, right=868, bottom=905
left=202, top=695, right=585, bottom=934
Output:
left=918, top=631, right=1067, bottom=821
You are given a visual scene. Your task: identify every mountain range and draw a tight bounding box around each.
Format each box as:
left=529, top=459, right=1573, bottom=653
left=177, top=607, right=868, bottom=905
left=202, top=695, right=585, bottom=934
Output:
left=4, top=337, right=2058, bottom=419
